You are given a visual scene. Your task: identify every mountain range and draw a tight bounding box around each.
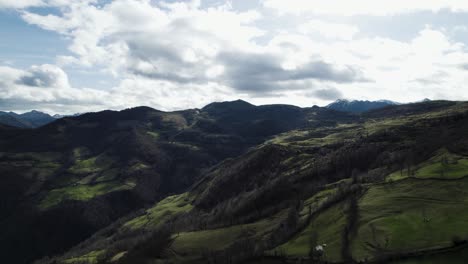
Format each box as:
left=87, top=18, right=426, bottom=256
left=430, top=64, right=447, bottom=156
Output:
left=0, top=110, right=56, bottom=128
left=0, top=111, right=82, bottom=128
left=0, top=99, right=402, bottom=129
left=1, top=99, right=468, bottom=264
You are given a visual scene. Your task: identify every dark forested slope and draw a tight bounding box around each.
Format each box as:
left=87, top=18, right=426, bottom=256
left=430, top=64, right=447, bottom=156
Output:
left=25, top=100, right=468, bottom=264
left=0, top=101, right=355, bottom=264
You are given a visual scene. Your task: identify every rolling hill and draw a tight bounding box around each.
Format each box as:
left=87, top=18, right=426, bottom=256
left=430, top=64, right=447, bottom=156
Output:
left=0, top=101, right=355, bottom=264
left=2, top=100, right=468, bottom=264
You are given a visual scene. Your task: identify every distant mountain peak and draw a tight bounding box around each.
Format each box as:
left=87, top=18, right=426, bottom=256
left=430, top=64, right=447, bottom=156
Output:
left=0, top=110, right=55, bottom=128
left=326, top=99, right=399, bottom=113
left=20, top=110, right=52, bottom=117
left=202, top=99, right=255, bottom=113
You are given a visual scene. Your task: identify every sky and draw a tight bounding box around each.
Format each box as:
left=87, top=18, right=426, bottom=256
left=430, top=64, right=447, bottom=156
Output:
left=1, top=0, right=468, bottom=114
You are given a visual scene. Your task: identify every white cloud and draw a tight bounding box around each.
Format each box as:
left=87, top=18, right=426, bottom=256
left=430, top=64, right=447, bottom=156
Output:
left=21, top=0, right=263, bottom=72
left=17, top=64, right=71, bottom=89
left=263, top=0, right=468, bottom=16
left=0, top=0, right=43, bottom=8
left=3, top=0, right=468, bottom=113
left=298, top=20, right=359, bottom=40
left=0, top=64, right=241, bottom=114
left=109, top=77, right=239, bottom=111
left=0, top=64, right=110, bottom=113
left=322, top=28, right=468, bottom=102
left=0, top=0, right=96, bottom=9
left=17, top=0, right=366, bottom=103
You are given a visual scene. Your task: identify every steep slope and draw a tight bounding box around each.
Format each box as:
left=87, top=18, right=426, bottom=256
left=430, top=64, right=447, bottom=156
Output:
left=43, top=101, right=468, bottom=264
left=0, top=106, right=225, bottom=263
left=0, top=101, right=355, bottom=264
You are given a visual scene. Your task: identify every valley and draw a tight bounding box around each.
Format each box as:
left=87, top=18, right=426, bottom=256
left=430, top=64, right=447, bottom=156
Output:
left=1, top=100, right=468, bottom=264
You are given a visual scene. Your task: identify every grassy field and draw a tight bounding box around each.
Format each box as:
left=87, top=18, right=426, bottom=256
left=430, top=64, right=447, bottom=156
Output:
left=268, top=177, right=468, bottom=263
left=271, top=202, right=347, bottom=263
left=59, top=193, right=194, bottom=263
left=68, top=154, right=114, bottom=174
left=351, top=178, right=468, bottom=262
left=94, top=168, right=120, bottom=182
left=298, top=187, right=338, bottom=218
left=45, top=174, right=468, bottom=263
left=123, top=192, right=194, bottom=230
left=172, top=211, right=287, bottom=261
left=39, top=180, right=136, bottom=209
left=387, top=149, right=468, bottom=182
left=63, top=250, right=105, bottom=264
left=363, top=118, right=409, bottom=135
left=266, top=125, right=362, bottom=148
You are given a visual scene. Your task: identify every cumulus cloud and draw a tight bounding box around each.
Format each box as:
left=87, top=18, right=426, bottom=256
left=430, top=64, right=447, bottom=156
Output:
left=0, top=64, right=109, bottom=113
left=263, top=0, right=468, bottom=16
left=109, top=77, right=239, bottom=111
left=0, top=0, right=96, bottom=9
left=16, top=64, right=70, bottom=88
left=0, top=0, right=43, bottom=9
left=16, top=0, right=368, bottom=102
left=218, top=51, right=366, bottom=93
left=3, top=0, right=468, bottom=113
left=309, top=87, right=344, bottom=100
left=0, top=64, right=241, bottom=114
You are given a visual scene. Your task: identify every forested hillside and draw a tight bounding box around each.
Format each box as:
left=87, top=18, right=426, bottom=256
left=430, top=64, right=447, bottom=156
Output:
left=2, top=100, right=468, bottom=264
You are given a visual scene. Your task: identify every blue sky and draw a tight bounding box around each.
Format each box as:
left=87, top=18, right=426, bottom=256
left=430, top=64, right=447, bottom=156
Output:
left=0, top=9, right=67, bottom=66
left=1, top=0, right=468, bottom=114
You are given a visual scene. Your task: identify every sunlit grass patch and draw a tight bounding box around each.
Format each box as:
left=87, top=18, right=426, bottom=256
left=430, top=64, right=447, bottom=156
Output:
left=271, top=203, right=347, bottom=263
left=63, top=250, right=105, bottom=264
left=95, top=168, right=120, bottom=182
left=172, top=211, right=286, bottom=258
left=123, top=192, right=194, bottom=230
left=352, top=178, right=468, bottom=262
left=69, top=154, right=114, bottom=174
left=146, top=131, right=160, bottom=139
left=387, top=149, right=468, bottom=182
left=39, top=180, right=136, bottom=210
